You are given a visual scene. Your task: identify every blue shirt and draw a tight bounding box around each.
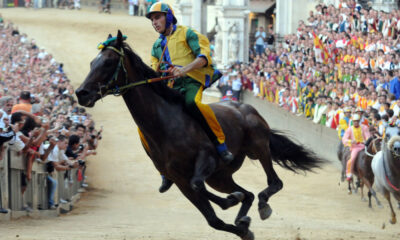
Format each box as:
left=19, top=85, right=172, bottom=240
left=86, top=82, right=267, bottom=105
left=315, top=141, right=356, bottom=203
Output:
left=389, top=77, right=400, bottom=99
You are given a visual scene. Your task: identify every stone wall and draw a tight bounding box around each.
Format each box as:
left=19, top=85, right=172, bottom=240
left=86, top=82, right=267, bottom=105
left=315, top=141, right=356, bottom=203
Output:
left=242, top=91, right=341, bottom=167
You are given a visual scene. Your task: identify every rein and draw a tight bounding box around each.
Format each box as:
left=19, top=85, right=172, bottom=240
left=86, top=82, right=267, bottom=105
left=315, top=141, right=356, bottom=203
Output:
left=99, top=44, right=175, bottom=96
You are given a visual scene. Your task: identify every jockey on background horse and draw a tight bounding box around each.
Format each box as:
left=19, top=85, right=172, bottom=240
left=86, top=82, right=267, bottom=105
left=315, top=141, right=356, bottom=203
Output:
left=338, top=107, right=352, bottom=139
left=342, top=113, right=371, bottom=182
left=141, top=2, right=233, bottom=192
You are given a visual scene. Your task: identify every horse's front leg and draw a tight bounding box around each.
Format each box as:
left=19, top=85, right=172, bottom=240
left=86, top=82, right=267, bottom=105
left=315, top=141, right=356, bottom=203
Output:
left=177, top=183, right=253, bottom=240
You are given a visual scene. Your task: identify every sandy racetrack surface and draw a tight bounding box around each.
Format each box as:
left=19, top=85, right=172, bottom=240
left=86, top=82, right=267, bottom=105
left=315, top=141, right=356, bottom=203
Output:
left=0, top=8, right=399, bottom=240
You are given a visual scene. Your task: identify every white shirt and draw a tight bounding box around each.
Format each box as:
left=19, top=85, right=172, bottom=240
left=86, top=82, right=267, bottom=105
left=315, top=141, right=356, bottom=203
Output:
left=9, top=132, right=25, bottom=152
left=47, top=145, right=68, bottom=163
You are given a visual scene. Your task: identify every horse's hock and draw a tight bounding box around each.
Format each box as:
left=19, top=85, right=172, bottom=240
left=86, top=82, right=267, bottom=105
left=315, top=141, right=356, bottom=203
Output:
left=242, top=91, right=340, bottom=166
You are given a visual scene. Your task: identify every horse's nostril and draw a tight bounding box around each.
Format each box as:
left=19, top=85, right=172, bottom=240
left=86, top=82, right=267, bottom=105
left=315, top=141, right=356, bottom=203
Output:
left=76, top=89, right=90, bottom=97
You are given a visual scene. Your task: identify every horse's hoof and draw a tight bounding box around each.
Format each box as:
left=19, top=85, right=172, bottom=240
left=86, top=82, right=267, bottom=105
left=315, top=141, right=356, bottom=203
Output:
left=361, top=197, right=367, bottom=202
left=241, top=230, right=254, bottom=240
left=348, top=190, right=352, bottom=195
left=390, top=217, right=397, bottom=224
left=378, top=203, right=383, bottom=209
left=353, top=189, right=358, bottom=194
left=258, top=203, right=272, bottom=220
left=228, top=192, right=245, bottom=202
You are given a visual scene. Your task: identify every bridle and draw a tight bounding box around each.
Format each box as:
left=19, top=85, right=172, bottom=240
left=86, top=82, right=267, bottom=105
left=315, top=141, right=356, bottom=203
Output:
left=98, top=44, right=175, bottom=97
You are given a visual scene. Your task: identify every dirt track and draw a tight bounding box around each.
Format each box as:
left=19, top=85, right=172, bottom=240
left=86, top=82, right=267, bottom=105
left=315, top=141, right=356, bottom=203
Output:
left=0, top=8, right=399, bottom=240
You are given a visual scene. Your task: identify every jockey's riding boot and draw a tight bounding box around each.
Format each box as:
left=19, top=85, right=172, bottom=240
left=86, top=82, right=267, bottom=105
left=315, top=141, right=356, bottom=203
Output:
left=159, top=176, right=173, bottom=193
left=216, top=143, right=234, bottom=164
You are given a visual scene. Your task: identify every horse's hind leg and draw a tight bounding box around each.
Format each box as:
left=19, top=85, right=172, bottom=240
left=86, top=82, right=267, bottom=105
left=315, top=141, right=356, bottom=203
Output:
left=363, top=179, right=382, bottom=208
left=190, top=151, right=244, bottom=210
left=177, top=184, right=254, bottom=240
left=207, top=172, right=255, bottom=225
left=384, top=190, right=397, bottom=224
left=257, top=149, right=283, bottom=220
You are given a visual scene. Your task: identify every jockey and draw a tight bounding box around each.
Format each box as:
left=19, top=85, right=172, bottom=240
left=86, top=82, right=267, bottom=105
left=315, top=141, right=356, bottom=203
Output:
left=342, top=114, right=371, bottom=181
left=145, top=2, right=234, bottom=192
left=338, top=107, right=351, bottom=139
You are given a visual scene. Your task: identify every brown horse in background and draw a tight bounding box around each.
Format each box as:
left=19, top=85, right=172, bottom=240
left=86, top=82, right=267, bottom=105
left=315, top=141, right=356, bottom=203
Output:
left=337, top=141, right=356, bottom=193
left=354, top=137, right=382, bottom=208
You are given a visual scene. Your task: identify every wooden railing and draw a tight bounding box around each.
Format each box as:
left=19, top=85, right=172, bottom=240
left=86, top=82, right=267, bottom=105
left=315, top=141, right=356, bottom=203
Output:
left=0, top=148, right=82, bottom=220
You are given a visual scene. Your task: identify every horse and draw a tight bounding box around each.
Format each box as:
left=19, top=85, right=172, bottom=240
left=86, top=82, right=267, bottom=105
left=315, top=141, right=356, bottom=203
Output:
left=337, top=141, right=357, bottom=193
left=75, top=30, right=324, bottom=239
left=353, top=136, right=382, bottom=208
left=372, top=127, right=400, bottom=224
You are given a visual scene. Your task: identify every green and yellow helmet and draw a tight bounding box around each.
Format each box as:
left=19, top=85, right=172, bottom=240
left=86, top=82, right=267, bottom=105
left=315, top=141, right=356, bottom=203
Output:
left=146, top=2, right=177, bottom=27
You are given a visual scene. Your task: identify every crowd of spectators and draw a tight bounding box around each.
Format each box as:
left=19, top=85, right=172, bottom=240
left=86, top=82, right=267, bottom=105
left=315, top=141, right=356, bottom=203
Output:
left=0, top=16, right=102, bottom=212
left=220, top=0, right=400, bottom=138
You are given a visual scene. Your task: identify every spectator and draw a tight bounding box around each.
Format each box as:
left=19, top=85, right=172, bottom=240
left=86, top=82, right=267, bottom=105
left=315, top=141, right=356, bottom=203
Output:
left=266, top=28, right=275, bottom=49
left=11, top=91, right=32, bottom=114
left=129, top=0, right=139, bottom=16
left=46, top=135, right=74, bottom=209
left=231, top=72, right=242, bottom=101
left=138, top=0, right=146, bottom=16
left=254, top=26, right=266, bottom=56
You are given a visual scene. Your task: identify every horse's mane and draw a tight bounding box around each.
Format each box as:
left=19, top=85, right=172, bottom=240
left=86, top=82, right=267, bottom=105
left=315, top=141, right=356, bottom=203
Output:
left=122, top=43, right=185, bottom=105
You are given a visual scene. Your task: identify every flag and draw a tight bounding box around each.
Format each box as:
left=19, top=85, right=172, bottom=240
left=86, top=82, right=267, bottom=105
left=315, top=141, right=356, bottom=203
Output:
left=312, top=31, right=330, bottom=64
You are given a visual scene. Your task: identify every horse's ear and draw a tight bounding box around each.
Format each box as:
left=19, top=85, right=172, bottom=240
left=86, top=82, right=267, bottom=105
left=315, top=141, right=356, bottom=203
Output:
left=116, top=30, right=123, bottom=47
left=107, top=34, right=112, bottom=39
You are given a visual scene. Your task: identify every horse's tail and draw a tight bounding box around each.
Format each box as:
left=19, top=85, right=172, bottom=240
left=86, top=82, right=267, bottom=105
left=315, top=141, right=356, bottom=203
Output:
left=269, top=129, right=325, bottom=173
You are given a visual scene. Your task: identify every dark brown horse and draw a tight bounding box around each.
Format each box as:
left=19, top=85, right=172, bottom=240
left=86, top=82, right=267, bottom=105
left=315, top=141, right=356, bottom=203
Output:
left=354, top=137, right=382, bottom=208
left=337, top=136, right=383, bottom=208
left=337, top=141, right=356, bottom=193
left=75, top=31, right=324, bottom=239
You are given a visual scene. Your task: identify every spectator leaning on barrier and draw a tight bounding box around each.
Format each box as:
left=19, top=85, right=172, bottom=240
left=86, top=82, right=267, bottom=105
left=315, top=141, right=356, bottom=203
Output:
left=46, top=135, right=75, bottom=209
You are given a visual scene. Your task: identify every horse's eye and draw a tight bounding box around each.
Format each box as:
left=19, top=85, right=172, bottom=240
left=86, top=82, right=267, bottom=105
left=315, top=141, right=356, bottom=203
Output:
left=387, top=134, right=391, bottom=139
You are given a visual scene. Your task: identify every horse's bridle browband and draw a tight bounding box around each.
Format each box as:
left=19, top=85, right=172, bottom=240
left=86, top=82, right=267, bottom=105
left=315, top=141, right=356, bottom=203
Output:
left=99, top=46, right=175, bottom=97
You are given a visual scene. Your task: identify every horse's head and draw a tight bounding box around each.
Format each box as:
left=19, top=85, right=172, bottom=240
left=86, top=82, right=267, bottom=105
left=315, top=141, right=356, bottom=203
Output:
left=387, top=135, right=400, bottom=157
left=76, top=30, right=127, bottom=107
